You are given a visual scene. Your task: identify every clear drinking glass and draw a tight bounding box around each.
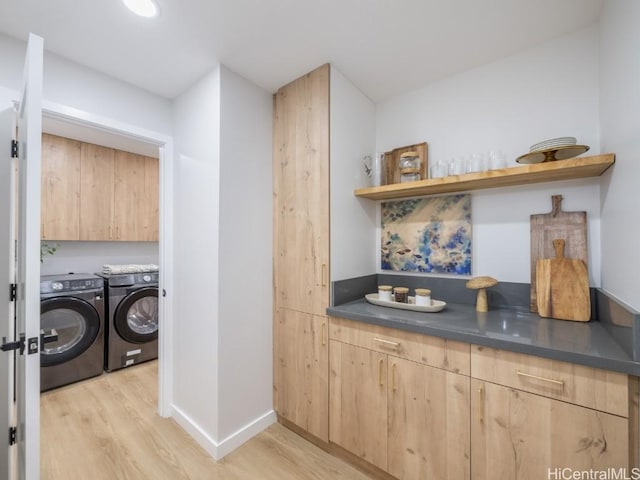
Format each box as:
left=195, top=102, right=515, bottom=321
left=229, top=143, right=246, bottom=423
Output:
left=448, top=156, right=466, bottom=176
left=467, top=153, right=487, bottom=173
left=430, top=160, right=448, bottom=179
left=488, top=150, right=507, bottom=170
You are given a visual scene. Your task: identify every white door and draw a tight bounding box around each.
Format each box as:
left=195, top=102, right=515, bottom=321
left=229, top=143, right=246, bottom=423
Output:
left=2, top=33, right=43, bottom=480
left=0, top=107, right=17, bottom=480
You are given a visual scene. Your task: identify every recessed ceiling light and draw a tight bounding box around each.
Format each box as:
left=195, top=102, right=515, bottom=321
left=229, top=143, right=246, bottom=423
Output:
left=122, top=0, right=159, bottom=18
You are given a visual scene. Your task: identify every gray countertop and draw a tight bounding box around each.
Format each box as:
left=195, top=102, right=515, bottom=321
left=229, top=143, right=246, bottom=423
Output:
left=327, top=299, right=640, bottom=376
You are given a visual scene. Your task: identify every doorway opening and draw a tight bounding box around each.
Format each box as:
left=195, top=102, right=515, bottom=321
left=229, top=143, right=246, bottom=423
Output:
left=37, top=103, right=174, bottom=474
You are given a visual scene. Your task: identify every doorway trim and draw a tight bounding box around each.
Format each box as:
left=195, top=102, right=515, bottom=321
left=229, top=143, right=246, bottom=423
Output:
left=41, top=99, right=174, bottom=417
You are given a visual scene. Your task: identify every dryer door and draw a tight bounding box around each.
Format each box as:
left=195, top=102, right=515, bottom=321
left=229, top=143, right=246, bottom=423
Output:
left=114, top=287, right=159, bottom=343
left=40, top=297, right=101, bottom=367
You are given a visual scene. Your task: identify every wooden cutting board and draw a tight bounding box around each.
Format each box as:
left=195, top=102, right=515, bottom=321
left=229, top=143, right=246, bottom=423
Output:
left=530, top=195, right=587, bottom=312
left=536, top=239, right=591, bottom=321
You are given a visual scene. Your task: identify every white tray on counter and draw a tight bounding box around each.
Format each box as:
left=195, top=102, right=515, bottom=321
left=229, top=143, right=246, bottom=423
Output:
left=365, top=293, right=447, bottom=313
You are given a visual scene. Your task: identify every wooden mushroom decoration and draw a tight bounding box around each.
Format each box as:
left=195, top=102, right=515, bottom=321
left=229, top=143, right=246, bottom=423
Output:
left=466, top=276, right=498, bottom=312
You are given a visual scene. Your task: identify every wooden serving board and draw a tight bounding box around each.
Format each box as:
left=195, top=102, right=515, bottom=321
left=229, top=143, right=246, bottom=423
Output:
left=382, top=142, right=428, bottom=185
left=536, top=239, right=590, bottom=321
left=530, top=195, right=587, bottom=312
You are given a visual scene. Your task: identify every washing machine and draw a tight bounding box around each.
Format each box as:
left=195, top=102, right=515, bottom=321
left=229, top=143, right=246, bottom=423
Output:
left=40, top=273, right=105, bottom=392
left=97, top=272, right=159, bottom=372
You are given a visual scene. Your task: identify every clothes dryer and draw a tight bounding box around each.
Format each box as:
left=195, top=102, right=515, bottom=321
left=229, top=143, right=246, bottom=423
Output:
left=40, top=274, right=105, bottom=391
left=97, top=272, right=158, bottom=371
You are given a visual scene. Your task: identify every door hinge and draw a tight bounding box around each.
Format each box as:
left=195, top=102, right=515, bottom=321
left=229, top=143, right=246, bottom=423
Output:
left=9, top=427, right=16, bottom=446
left=9, top=283, right=16, bottom=302
left=1, top=334, right=25, bottom=355
left=11, top=140, right=18, bottom=158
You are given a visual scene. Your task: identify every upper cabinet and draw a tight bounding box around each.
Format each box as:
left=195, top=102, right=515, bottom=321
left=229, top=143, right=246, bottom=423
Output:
left=42, top=134, right=159, bottom=242
left=113, top=151, right=159, bottom=242
left=79, top=142, right=115, bottom=241
left=41, top=134, right=81, bottom=241
left=354, top=154, right=614, bottom=201
left=273, top=64, right=330, bottom=315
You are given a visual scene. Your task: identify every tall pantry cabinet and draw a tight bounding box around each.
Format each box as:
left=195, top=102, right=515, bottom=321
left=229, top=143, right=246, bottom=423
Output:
left=273, top=64, right=330, bottom=442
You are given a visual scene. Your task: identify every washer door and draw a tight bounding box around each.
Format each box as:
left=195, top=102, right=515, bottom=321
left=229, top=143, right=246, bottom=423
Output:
left=114, top=287, right=158, bottom=343
left=40, top=297, right=101, bottom=367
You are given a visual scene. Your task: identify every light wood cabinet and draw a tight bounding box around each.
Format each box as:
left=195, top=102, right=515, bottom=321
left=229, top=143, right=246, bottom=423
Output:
left=273, top=64, right=331, bottom=442
left=273, top=64, right=329, bottom=316
left=76, top=142, right=157, bottom=242
left=329, top=317, right=471, bottom=480
left=326, top=317, right=636, bottom=479
left=330, top=316, right=469, bottom=375
left=41, top=134, right=81, bottom=240
left=41, top=134, right=159, bottom=242
left=471, top=345, right=628, bottom=416
left=388, top=357, right=470, bottom=480
left=471, top=378, right=629, bottom=479
left=114, top=151, right=159, bottom=241
left=79, top=142, right=115, bottom=241
left=329, top=340, right=388, bottom=471
left=273, top=309, right=329, bottom=442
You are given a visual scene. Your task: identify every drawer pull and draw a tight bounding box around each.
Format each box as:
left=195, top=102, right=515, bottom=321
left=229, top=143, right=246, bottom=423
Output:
left=374, top=337, right=400, bottom=349
left=478, top=385, right=484, bottom=423
left=321, top=322, right=327, bottom=346
left=378, top=358, right=384, bottom=386
left=516, top=370, right=565, bottom=388
left=321, top=264, right=327, bottom=287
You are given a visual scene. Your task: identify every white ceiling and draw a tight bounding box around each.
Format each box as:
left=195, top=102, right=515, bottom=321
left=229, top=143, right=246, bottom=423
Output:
left=0, top=0, right=603, bottom=102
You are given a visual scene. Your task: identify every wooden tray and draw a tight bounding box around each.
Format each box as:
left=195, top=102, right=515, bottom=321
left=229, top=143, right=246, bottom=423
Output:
left=382, top=142, right=428, bottom=185
left=365, top=294, right=446, bottom=313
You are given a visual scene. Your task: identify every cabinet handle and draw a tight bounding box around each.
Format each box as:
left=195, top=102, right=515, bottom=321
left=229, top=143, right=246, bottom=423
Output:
left=392, top=363, right=397, bottom=391
left=378, top=358, right=384, bottom=387
left=116, top=226, right=120, bottom=239
left=373, top=337, right=400, bottom=349
left=516, top=370, right=565, bottom=389
left=109, top=226, right=113, bottom=240
left=321, top=322, right=327, bottom=346
left=321, top=263, right=327, bottom=287
left=478, top=385, right=484, bottom=423
left=41, top=223, right=45, bottom=239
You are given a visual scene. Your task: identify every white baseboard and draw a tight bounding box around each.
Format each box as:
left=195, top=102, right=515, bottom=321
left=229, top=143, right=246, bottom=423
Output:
left=216, top=410, right=277, bottom=459
left=170, top=405, right=276, bottom=460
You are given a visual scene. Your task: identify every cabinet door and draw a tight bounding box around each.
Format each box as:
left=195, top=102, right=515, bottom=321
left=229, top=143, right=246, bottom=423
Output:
left=274, top=309, right=328, bottom=441
left=273, top=64, right=329, bottom=316
left=79, top=143, right=115, bottom=240
left=471, top=379, right=628, bottom=479
left=388, top=357, right=470, bottom=480
left=114, top=151, right=158, bottom=241
left=329, top=340, right=387, bottom=471
left=41, top=134, right=81, bottom=240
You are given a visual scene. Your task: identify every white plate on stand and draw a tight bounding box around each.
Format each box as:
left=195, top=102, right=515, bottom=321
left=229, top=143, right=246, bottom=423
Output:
left=365, top=293, right=447, bottom=313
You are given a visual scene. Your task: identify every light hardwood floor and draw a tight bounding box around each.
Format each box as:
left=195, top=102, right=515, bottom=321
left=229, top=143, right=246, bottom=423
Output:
left=41, top=361, right=371, bottom=479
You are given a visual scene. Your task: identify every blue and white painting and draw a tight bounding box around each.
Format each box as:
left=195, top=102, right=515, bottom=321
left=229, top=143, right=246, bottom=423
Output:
left=381, top=194, right=472, bottom=274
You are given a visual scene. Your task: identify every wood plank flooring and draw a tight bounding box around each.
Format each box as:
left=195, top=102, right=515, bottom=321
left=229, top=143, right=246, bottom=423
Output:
left=41, top=361, right=372, bottom=479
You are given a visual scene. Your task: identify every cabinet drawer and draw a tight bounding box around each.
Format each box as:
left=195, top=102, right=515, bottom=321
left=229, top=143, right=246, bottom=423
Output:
left=471, top=345, right=628, bottom=417
left=329, top=316, right=469, bottom=375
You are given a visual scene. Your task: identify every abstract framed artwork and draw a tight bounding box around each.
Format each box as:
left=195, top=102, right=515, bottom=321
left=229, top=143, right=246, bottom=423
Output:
left=381, top=194, right=472, bottom=274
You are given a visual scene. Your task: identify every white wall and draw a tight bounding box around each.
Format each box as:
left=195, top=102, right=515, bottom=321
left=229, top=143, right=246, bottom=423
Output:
left=599, top=1, right=640, bottom=309
left=171, top=68, right=221, bottom=450
left=0, top=34, right=172, bottom=136
left=217, top=66, right=274, bottom=446
left=40, top=241, right=159, bottom=276
left=375, top=26, right=602, bottom=284
left=330, top=66, right=377, bottom=281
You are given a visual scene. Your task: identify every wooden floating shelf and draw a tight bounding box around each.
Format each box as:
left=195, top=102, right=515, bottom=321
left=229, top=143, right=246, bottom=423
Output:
left=353, top=154, right=615, bottom=200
